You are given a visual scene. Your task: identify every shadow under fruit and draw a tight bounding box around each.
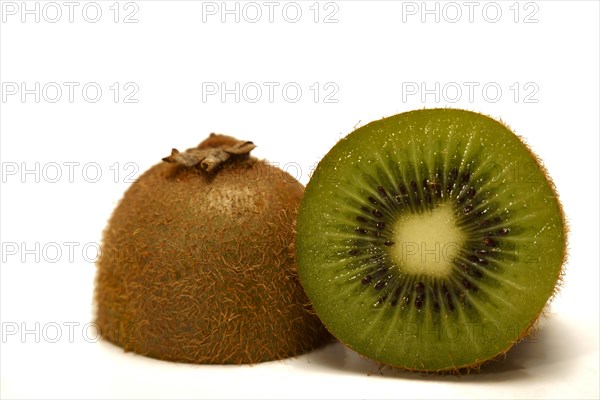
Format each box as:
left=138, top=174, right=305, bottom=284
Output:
left=95, top=134, right=330, bottom=364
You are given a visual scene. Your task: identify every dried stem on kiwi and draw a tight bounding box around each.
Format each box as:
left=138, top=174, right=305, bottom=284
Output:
left=162, top=133, right=256, bottom=172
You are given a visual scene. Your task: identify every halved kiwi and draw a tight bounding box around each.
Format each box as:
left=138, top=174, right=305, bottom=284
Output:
left=96, top=134, right=330, bottom=364
left=296, top=108, right=567, bottom=372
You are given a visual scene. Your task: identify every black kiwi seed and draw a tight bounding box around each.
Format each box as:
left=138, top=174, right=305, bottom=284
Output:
left=384, top=240, right=394, bottom=246
left=461, top=171, right=471, bottom=183
left=389, top=288, right=402, bottom=307
left=467, top=255, right=488, bottom=266
left=355, top=227, right=368, bottom=235
left=362, top=275, right=373, bottom=285
left=447, top=298, right=455, bottom=312
left=440, top=285, right=455, bottom=311
left=377, top=186, right=387, bottom=197
left=483, top=237, right=497, bottom=247
left=356, top=216, right=368, bottom=223
left=450, top=167, right=458, bottom=182
left=422, top=178, right=430, bottom=190
left=415, top=282, right=425, bottom=294
left=368, top=196, right=378, bottom=205
left=372, top=209, right=384, bottom=218
left=376, top=221, right=386, bottom=230
left=415, top=295, right=424, bottom=310
left=471, top=268, right=483, bottom=279
left=467, top=253, right=484, bottom=264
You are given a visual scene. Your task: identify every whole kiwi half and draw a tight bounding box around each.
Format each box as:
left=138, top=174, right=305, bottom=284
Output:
left=95, top=134, right=330, bottom=364
left=296, top=108, right=567, bottom=372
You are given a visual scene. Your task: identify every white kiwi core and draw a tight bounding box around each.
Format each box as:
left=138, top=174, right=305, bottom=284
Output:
left=390, top=202, right=465, bottom=278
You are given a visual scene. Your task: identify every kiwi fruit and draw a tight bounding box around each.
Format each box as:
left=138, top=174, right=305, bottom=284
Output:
left=95, top=134, right=330, bottom=364
left=296, top=108, right=567, bottom=372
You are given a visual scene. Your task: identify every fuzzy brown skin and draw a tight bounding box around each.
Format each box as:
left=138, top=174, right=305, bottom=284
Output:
left=95, top=136, right=330, bottom=364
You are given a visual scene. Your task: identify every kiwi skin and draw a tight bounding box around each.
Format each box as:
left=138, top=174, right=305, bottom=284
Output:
left=95, top=134, right=330, bottom=364
left=296, top=108, right=568, bottom=373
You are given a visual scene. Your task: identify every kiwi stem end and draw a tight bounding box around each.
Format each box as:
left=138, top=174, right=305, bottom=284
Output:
left=162, top=134, right=256, bottom=173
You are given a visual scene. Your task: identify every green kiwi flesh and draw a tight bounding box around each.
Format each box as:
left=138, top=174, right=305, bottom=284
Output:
left=296, top=109, right=566, bottom=372
left=96, top=134, right=330, bottom=364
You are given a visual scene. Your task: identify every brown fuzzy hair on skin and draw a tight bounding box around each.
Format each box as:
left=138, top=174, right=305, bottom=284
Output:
left=95, top=134, right=331, bottom=364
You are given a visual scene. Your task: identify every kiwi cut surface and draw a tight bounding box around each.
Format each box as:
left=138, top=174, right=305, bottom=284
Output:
left=96, top=134, right=330, bottom=364
left=296, top=109, right=566, bottom=372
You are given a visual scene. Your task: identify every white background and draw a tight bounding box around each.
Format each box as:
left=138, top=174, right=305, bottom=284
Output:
left=1, top=1, right=599, bottom=399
